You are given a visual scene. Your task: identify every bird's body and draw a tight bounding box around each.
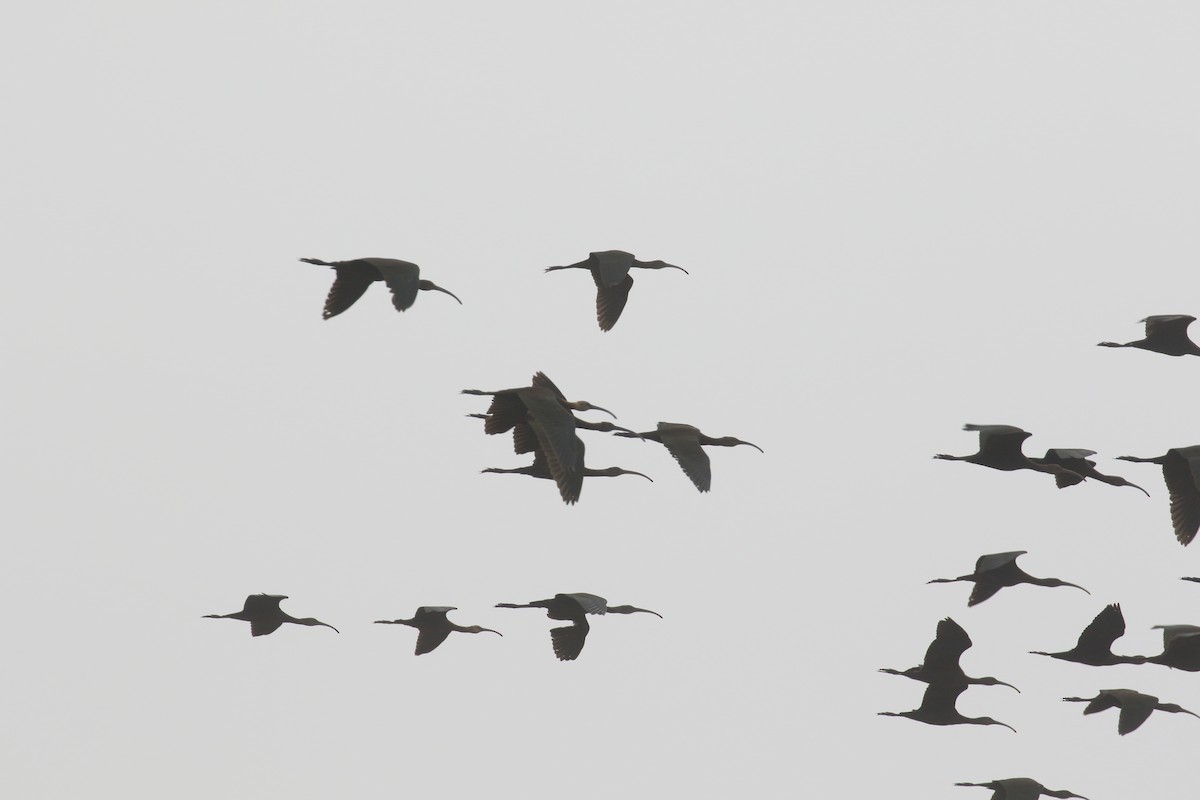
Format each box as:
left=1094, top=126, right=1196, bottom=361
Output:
left=614, top=422, right=762, bottom=493
left=1145, top=624, right=1200, bottom=672
left=495, top=593, right=660, bottom=661
left=301, top=257, right=461, bottom=319
left=879, top=681, right=1015, bottom=731
left=1030, top=604, right=1146, bottom=666
left=203, top=594, right=339, bottom=637
left=544, top=250, right=688, bottom=331
left=481, top=435, right=652, bottom=505
left=928, top=551, right=1089, bottom=607
left=956, top=777, right=1089, bottom=800
left=1098, top=315, right=1200, bottom=356
left=1116, top=446, right=1200, bottom=545
left=374, top=606, right=501, bottom=655
left=1032, top=449, right=1148, bottom=495
left=1062, top=688, right=1199, bottom=734
left=935, top=425, right=1084, bottom=485
left=881, top=617, right=1019, bottom=691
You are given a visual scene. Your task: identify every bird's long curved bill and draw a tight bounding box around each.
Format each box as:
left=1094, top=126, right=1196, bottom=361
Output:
left=429, top=283, right=462, bottom=304
left=743, top=441, right=764, bottom=453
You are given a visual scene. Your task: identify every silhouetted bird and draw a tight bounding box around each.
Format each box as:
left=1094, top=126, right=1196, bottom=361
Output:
left=1115, top=446, right=1200, bottom=545
left=928, top=551, right=1089, bottom=607
left=464, top=373, right=634, bottom=493
left=480, top=433, right=652, bottom=505
left=374, top=607, right=501, bottom=655
left=879, top=682, right=1015, bottom=732
left=1031, top=449, right=1148, bottom=496
left=301, top=257, right=461, bottom=319
left=1030, top=604, right=1146, bottom=666
left=880, top=617, right=1019, bottom=691
left=956, top=778, right=1089, bottom=800
left=614, top=422, right=762, bottom=493
left=203, top=594, right=338, bottom=637
left=1062, top=688, right=1199, bottom=735
left=1183, top=577, right=1200, bottom=584
left=935, top=425, right=1084, bottom=485
left=545, top=250, right=688, bottom=331
left=1098, top=315, right=1200, bottom=357
left=495, top=593, right=660, bottom=661
left=1145, top=624, right=1200, bottom=672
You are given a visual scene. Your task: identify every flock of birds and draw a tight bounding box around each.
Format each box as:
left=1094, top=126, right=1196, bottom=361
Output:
left=206, top=262, right=1200, bottom=796
left=205, top=252, right=750, bottom=663
left=875, top=314, right=1200, bottom=798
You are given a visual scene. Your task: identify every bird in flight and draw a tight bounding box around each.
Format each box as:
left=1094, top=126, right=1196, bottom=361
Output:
left=1098, top=315, right=1200, bottom=357
left=301, top=257, right=461, bottom=319
left=374, top=606, right=501, bottom=655
left=880, top=617, right=1019, bottom=691
left=495, top=592, right=660, bottom=661
left=955, top=777, right=1089, bottom=800
left=545, top=250, right=688, bottom=331
left=615, top=422, right=762, bottom=493
left=203, top=594, right=339, bottom=637
left=1062, top=688, right=1199, bottom=735
left=1116, top=446, right=1200, bottom=545
left=927, top=551, right=1089, bottom=607
left=1030, top=604, right=1146, bottom=666
left=935, top=425, right=1084, bottom=486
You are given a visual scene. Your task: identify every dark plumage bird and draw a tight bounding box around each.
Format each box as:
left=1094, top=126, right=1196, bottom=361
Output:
left=614, top=422, right=762, bottom=493
left=301, top=257, right=461, bottom=319
left=928, top=551, right=1089, bottom=607
left=956, top=778, right=1089, bottom=800
left=544, top=250, right=688, bottom=331
left=879, top=682, right=1016, bottom=732
left=1031, top=449, right=1148, bottom=496
left=1098, top=315, right=1200, bottom=356
left=203, top=594, right=339, bottom=637
left=1145, top=624, right=1200, bottom=672
left=374, top=606, right=501, bottom=655
left=1115, top=446, right=1200, bottom=545
left=935, top=425, right=1084, bottom=486
left=1030, top=604, right=1146, bottom=666
left=480, top=432, right=652, bottom=505
left=1062, top=688, right=1199, bottom=735
left=495, top=592, right=661, bottom=661
left=880, top=617, right=1019, bottom=691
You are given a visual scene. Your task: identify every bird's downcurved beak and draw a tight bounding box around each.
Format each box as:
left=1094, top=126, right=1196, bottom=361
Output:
left=997, top=680, right=1020, bottom=693
left=322, top=623, right=340, bottom=633
left=1066, top=582, right=1091, bottom=595
left=629, top=470, right=653, bottom=482
left=429, top=283, right=462, bottom=304
left=741, top=440, right=765, bottom=453
left=483, top=628, right=503, bottom=636
left=588, top=404, right=617, bottom=420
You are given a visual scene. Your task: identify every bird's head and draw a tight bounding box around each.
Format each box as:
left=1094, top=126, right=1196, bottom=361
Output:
left=718, top=436, right=764, bottom=452
left=568, top=400, right=616, bottom=419
left=975, top=676, right=1020, bottom=692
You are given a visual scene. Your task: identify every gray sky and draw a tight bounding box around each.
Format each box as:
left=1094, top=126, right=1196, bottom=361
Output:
left=4, top=2, right=1200, bottom=797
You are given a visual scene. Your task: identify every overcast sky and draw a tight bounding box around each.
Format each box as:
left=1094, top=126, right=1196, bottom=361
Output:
left=4, top=2, right=1200, bottom=798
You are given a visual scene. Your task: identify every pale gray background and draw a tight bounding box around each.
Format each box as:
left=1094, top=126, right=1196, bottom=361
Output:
left=3, top=2, right=1199, bottom=798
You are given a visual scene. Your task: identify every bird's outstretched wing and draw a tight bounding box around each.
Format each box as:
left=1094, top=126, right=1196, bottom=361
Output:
left=1143, top=315, right=1196, bottom=339
left=415, top=628, right=452, bottom=656
left=561, top=593, right=609, bottom=616
left=251, top=618, right=283, bottom=637
left=1163, top=449, right=1200, bottom=545
left=323, top=261, right=377, bottom=319
left=1117, top=701, right=1155, bottom=735
left=923, top=617, right=971, bottom=670
left=367, top=258, right=422, bottom=312
left=593, top=272, right=634, bottom=331
left=657, top=424, right=712, bottom=492
left=1077, top=604, right=1125, bottom=653
left=550, top=621, right=589, bottom=661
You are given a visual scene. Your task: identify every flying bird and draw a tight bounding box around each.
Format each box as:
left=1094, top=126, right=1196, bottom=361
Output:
left=203, top=594, right=338, bottom=637
left=374, top=607, right=501, bottom=655
left=301, top=257, right=461, bottom=319
left=935, top=425, right=1084, bottom=486
left=495, top=593, right=660, bottom=661
left=878, top=682, right=1016, bottom=732
left=955, top=777, right=1089, bottom=800
left=544, top=250, right=688, bottom=331
left=1098, top=315, right=1200, bottom=357
left=614, top=422, right=762, bottom=493
left=1062, top=688, right=1199, bottom=735
left=880, top=617, right=1019, bottom=691
left=1144, top=624, right=1200, bottom=672
left=1030, top=604, right=1147, bottom=666
left=1031, top=449, right=1148, bottom=496
left=928, top=551, right=1089, bottom=607
left=480, top=432, right=653, bottom=505
left=1115, top=446, right=1200, bottom=545
left=463, top=373, right=634, bottom=492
